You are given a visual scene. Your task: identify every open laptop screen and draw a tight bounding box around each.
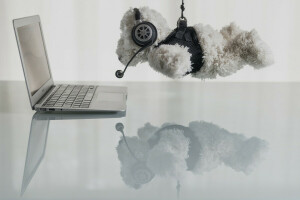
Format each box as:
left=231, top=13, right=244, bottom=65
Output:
left=17, top=22, right=51, bottom=95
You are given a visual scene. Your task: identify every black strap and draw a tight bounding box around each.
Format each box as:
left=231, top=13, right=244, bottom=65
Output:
left=134, top=8, right=141, bottom=21
left=175, top=27, right=186, bottom=39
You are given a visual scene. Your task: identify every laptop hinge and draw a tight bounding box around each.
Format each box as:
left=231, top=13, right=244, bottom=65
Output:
left=34, top=85, right=56, bottom=109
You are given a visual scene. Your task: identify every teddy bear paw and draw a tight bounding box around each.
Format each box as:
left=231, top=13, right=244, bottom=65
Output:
left=148, top=44, right=192, bottom=79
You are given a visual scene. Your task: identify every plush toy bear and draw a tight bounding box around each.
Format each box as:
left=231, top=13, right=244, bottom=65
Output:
left=116, top=121, right=267, bottom=189
left=116, top=7, right=274, bottom=79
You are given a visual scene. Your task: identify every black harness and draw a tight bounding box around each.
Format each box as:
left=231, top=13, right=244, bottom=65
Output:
left=156, top=19, right=204, bottom=74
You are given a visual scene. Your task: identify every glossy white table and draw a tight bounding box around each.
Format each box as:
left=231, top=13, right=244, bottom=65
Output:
left=0, top=81, right=300, bottom=200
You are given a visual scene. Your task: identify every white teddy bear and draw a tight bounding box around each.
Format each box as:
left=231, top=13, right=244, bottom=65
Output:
left=116, top=7, right=274, bottom=79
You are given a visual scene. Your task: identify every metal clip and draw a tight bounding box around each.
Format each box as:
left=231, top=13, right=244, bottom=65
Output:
left=177, top=17, right=187, bottom=28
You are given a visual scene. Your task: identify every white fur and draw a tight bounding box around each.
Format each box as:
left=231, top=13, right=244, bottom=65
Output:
left=116, top=7, right=274, bottom=79
left=148, top=44, right=192, bottom=79
left=146, top=128, right=190, bottom=178
left=116, top=136, right=150, bottom=189
left=188, top=121, right=267, bottom=174
left=192, top=23, right=274, bottom=79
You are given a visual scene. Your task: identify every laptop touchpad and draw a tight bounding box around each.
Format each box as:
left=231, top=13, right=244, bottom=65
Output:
left=97, top=92, right=124, bottom=102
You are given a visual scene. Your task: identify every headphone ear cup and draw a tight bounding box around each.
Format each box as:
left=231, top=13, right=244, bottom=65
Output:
left=132, top=22, right=157, bottom=47
left=131, top=162, right=154, bottom=185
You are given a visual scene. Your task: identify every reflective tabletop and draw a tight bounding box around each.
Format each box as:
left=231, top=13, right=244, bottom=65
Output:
left=1, top=81, right=300, bottom=200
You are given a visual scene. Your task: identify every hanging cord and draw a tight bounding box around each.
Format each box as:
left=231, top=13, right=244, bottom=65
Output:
left=177, top=0, right=187, bottom=28
left=180, top=0, right=185, bottom=19
left=177, top=0, right=187, bottom=27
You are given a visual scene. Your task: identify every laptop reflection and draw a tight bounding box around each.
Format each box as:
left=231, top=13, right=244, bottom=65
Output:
left=21, top=111, right=125, bottom=195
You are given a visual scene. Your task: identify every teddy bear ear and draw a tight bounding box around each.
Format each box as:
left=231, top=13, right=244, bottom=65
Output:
left=119, top=8, right=137, bottom=31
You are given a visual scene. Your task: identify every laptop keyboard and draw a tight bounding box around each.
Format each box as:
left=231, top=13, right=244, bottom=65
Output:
left=43, top=85, right=97, bottom=108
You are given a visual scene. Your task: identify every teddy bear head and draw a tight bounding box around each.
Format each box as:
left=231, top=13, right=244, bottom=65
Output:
left=116, top=7, right=171, bottom=67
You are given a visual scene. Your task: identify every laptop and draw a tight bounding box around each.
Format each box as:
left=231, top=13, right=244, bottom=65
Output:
left=13, top=15, right=127, bottom=112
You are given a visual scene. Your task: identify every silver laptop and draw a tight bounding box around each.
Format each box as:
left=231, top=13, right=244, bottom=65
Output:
left=13, top=15, right=127, bottom=112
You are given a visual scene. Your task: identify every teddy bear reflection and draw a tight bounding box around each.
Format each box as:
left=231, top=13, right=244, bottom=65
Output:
left=116, top=121, right=267, bottom=189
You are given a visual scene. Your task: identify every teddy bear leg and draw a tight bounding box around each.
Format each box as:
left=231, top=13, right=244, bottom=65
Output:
left=148, top=44, right=193, bottom=79
left=229, top=29, right=274, bottom=69
left=220, top=23, right=243, bottom=41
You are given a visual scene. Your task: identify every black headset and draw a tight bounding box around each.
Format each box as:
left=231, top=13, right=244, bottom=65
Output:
left=115, top=8, right=158, bottom=78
